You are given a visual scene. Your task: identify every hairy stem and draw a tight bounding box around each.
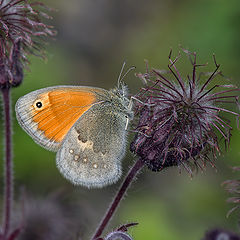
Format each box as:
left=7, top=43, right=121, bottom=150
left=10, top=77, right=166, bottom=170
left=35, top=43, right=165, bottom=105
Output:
left=92, top=159, right=144, bottom=240
left=1, top=88, right=13, bottom=239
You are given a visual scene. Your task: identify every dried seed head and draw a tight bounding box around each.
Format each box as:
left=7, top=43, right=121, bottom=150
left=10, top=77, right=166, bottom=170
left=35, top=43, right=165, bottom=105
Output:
left=131, top=50, right=239, bottom=174
left=0, top=0, right=56, bottom=88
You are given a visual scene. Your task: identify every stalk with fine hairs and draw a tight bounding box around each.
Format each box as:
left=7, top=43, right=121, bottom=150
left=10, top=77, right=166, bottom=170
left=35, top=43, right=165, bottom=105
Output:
left=92, top=159, right=144, bottom=240
left=1, top=87, right=12, bottom=239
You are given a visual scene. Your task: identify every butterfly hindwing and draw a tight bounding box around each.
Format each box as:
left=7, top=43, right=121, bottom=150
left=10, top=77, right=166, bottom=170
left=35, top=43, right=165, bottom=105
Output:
left=56, top=102, right=128, bottom=188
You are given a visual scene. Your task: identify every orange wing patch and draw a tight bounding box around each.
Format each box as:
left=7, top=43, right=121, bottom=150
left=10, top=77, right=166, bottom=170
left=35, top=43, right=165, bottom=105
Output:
left=31, top=89, right=97, bottom=143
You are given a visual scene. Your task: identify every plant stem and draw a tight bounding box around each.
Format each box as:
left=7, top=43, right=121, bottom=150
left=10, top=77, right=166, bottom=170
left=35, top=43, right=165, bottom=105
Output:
left=1, top=88, right=13, bottom=240
left=92, top=159, right=144, bottom=240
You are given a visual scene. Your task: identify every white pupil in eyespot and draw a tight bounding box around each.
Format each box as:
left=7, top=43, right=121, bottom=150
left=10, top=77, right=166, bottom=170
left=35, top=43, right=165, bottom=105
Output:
left=36, top=102, right=42, bottom=108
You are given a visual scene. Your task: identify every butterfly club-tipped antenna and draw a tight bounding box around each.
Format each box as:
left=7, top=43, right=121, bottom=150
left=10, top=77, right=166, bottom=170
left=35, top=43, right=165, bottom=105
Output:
left=117, top=61, right=127, bottom=89
left=117, top=62, right=136, bottom=87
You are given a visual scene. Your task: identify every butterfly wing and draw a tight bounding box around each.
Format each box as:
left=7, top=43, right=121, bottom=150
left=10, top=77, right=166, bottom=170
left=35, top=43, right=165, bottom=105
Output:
left=15, top=86, right=104, bottom=151
left=56, top=102, right=128, bottom=188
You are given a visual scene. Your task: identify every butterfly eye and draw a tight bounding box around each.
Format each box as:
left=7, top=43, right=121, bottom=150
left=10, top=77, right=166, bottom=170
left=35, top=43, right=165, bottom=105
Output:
left=35, top=101, right=43, bottom=108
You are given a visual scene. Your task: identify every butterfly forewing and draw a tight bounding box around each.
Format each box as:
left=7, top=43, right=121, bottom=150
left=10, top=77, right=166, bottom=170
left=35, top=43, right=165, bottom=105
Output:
left=15, top=86, right=104, bottom=151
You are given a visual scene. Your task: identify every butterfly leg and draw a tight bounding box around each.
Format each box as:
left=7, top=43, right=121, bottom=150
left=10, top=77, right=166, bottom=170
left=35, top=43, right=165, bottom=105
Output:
left=129, top=96, right=155, bottom=107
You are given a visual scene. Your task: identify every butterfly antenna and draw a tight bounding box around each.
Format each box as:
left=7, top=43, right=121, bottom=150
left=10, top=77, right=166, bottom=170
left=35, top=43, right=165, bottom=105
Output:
left=119, top=65, right=136, bottom=85
left=118, top=61, right=126, bottom=88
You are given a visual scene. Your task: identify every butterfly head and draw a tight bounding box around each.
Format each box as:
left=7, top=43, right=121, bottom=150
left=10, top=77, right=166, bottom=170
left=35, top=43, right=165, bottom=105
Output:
left=108, top=83, right=133, bottom=121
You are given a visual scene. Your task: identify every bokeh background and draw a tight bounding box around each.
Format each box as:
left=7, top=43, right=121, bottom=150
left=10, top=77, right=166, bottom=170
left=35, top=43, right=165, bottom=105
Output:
left=1, top=0, right=240, bottom=239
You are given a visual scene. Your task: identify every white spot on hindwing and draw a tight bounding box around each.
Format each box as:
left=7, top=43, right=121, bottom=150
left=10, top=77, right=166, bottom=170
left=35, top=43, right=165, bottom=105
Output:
left=93, top=163, right=98, bottom=169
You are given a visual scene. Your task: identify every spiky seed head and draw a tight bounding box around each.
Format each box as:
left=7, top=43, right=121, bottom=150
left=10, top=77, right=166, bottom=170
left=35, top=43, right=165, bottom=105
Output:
left=131, top=50, right=239, bottom=174
left=0, top=0, right=56, bottom=88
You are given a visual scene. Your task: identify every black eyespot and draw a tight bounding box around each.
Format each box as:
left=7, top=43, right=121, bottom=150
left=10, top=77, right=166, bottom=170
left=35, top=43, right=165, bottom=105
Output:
left=36, top=101, right=42, bottom=108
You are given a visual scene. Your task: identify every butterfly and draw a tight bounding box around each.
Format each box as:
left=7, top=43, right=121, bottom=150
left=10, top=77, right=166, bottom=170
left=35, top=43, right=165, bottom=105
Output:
left=15, top=73, right=134, bottom=188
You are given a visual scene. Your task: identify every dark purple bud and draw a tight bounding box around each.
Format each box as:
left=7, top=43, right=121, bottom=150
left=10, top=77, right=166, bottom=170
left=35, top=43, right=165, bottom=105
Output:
left=203, top=228, right=240, bottom=240
left=105, top=231, right=133, bottom=240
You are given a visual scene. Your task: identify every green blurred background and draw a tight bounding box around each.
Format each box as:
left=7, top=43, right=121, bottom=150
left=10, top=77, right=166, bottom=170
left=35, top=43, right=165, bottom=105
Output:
left=2, top=0, right=240, bottom=239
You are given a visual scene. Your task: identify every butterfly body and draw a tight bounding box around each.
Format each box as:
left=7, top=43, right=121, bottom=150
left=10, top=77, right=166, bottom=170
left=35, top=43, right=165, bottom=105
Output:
left=15, top=85, right=133, bottom=188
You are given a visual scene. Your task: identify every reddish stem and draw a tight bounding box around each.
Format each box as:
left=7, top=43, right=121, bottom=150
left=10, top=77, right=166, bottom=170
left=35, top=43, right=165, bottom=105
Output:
left=1, top=88, right=13, bottom=240
left=92, top=159, right=145, bottom=240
